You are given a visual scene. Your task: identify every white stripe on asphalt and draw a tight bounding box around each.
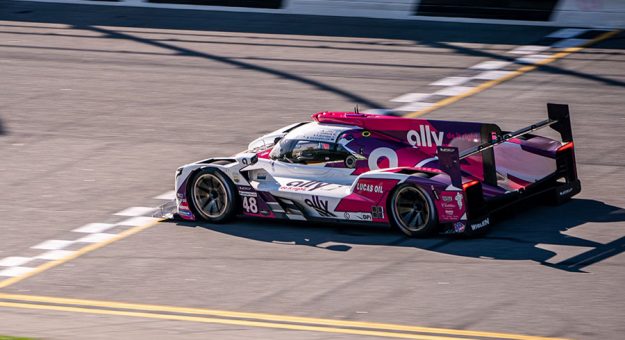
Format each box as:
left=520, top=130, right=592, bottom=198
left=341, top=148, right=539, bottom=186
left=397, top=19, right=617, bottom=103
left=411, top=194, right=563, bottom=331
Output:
left=75, top=233, right=118, bottom=243
left=509, top=45, right=549, bottom=54
left=434, top=86, right=474, bottom=96
left=36, top=250, right=77, bottom=261
left=430, top=77, right=471, bottom=86
left=72, top=222, right=116, bottom=234
left=31, top=240, right=75, bottom=250
left=0, top=257, right=33, bottom=267
left=470, top=60, right=511, bottom=70
left=117, top=216, right=160, bottom=227
left=473, top=70, right=514, bottom=80
left=394, top=102, right=435, bottom=112
left=515, top=54, right=552, bottom=64
left=0, top=266, right=36, bottom=277
left=390, top=93, right=430, bottom=103
left=154, top=191, right=176, bottom=200
left=115, top=207, right=157, bottom=217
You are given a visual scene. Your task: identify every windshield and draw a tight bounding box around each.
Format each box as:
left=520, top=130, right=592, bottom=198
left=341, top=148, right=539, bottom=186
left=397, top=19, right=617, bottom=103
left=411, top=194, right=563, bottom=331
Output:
left=270, top=139, right=350, bottom=164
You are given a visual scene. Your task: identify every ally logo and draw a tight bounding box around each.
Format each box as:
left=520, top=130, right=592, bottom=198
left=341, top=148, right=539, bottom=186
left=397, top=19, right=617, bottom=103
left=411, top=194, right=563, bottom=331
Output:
left=407, top=125, right=444, bottom=147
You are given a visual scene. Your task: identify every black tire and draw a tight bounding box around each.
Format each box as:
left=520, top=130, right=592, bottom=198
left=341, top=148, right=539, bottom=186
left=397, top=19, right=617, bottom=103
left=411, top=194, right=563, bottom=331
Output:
left=187, top=167, right=238, bottom=223
left=388, top=184, right=438, bottom=237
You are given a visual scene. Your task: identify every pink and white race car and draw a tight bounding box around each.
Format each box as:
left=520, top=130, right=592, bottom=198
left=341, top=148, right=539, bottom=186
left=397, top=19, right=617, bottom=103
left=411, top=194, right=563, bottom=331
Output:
left=173, top=103, right=580, bottom=237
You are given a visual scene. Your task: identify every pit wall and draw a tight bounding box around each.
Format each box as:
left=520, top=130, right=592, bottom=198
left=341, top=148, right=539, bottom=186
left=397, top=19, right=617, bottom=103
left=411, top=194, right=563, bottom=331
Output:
left=23, top=0, right=625, bottom=28
left=287, top=0, right=625, bottom=28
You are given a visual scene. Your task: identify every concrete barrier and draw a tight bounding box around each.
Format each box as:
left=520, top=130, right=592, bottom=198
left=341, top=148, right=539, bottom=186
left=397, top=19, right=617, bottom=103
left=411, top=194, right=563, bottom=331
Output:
left=553, top=0, right=625, bottom=28
left=20, top=0, right=625, bottom=28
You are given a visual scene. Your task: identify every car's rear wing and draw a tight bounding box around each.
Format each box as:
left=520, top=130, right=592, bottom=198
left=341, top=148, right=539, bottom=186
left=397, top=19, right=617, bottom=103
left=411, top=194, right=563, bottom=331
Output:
left=439, top=103, right=575, bottom=188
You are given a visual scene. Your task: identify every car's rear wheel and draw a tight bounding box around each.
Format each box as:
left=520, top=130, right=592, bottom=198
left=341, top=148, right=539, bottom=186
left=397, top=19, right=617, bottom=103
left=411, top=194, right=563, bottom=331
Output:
left=188, top=167, right=238, bottom=223
left=389, top=184, right=437, bottom=237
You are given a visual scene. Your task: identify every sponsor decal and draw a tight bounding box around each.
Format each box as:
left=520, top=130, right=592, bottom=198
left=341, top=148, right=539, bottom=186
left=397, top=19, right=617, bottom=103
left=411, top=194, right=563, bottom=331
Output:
left=356, top=182, right=384, bottom=194
left=407, top=125, right=444, bottom=148
left=368, top=147, right=399, bottom=170
left=437, top=191, right=465, bottom=222
left=470, top=217, right=490, bottom=231
left=559, top=187, right=574, bottom=196
left=371, top=206, right=384, bottom=219
left=238, top=186, right=257, bottom=197
left=281, top=180, right=335, bottom=192
left=305, top=196, right=336, bottom=217
left=344, top=212, right=350, bottom=220
left=453, top=221, right=465, bottom=233
left=240, top=191, right=257, bottom=197
left=438, top=146, right=456, bottom=153
left=179, top=210, right=194, bottom=218
left=455, top=192, right=464, bottom=209
left=359, top=213, right=373, bottom=221
left=242, top=196, right=259, bottom=214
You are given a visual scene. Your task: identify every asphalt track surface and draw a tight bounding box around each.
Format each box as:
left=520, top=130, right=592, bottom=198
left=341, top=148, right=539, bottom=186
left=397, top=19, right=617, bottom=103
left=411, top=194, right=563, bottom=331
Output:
left=1, top=1, right=625, bottom=339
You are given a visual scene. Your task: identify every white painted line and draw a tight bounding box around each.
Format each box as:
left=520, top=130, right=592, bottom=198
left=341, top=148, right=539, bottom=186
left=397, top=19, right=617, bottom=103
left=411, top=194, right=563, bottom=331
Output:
left=36, top=250, right=77, bottom=261
left=0, top=266, right=36, bottom=277
left=547, top=28, right=588, bottom=39
left=394, top=102, right=435, bottom=112
left=470, top=60, right=511, bottom=70
left=472, top=70, right=514, bottom=80
left=0, top=256, right=33, bottom=267
left=515, top=54, right=552, bottom=65
left=429, top=77, right=471, bottom=87
left=509, top=45, right=550, bottom=55
left=551, top=38, right=588, bottom=48
left=154, top=191, right=176, bottom=200
left=31, top=240, right=75, bottom=250
left=75, top=233, right=118, bottom=243
left=114, top=207, right=157, bottom=217
left=390, top=93, right=430, bottom=103
left=117, top=216, right=160, bottom=227
left=72, top=222, right=115, bottom=234
left=434, top=86, right=474, bottom=96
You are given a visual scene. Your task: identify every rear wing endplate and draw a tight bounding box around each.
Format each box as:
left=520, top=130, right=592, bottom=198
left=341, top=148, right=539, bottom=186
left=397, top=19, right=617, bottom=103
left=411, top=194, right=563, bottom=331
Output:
left=439, top=103, right=573, bottom=187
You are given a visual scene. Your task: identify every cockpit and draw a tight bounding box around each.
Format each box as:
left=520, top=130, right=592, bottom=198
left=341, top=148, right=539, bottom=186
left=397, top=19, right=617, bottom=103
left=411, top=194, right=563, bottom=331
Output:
left=268, top=123, right=356, bottom=164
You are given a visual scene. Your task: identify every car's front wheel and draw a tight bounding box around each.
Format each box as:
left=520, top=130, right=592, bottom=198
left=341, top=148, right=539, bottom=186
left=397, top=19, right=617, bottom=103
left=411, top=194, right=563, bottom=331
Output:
left=188, top=167, right=238, bottom=223
left=389, top=184, right=437, bottom=237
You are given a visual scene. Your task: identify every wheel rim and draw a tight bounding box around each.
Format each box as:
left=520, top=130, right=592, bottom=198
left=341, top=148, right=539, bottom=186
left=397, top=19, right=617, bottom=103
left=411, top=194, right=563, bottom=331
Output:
left=393, top=186, right=430, bottom=232
left=193, top=173, right=228, bottom=219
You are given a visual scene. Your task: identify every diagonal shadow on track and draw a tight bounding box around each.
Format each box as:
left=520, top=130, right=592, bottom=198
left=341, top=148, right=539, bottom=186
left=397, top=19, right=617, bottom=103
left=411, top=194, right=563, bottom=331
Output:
left=421, top=40, right=625, bottom=88
left=77, top=25, right=385, bottom=109
left=173, top=198, right=625, bottom=273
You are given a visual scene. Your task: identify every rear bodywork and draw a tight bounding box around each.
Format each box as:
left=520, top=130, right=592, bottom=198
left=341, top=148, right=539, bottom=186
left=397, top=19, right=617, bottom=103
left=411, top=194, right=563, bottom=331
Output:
left=173, top=103, right=580, bottom=235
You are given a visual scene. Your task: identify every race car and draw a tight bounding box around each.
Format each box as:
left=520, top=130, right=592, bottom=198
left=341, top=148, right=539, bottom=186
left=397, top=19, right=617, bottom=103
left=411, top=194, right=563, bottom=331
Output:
left=172, top=103, right=580, bottom=237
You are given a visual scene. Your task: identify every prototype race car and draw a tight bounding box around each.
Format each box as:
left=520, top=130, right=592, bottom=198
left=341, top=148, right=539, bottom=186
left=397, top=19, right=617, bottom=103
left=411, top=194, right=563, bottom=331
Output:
left=173, top=103, right=580, bottom=237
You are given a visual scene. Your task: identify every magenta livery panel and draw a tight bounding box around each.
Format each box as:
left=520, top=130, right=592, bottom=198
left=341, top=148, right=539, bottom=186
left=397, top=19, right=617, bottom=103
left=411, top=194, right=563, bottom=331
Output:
left=173, top=103, right=580, bottom=237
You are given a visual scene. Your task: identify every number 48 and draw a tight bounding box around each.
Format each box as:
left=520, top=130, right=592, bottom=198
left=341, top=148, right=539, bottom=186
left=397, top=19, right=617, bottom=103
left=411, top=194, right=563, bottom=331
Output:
left=242, top=196, right=258, bottom=214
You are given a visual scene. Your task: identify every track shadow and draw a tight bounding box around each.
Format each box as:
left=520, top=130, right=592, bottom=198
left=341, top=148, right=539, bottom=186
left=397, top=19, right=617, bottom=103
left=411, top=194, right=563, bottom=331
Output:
left=172, top=198, right=625, bottom=273
left=1, top=0, right=624, bottom=99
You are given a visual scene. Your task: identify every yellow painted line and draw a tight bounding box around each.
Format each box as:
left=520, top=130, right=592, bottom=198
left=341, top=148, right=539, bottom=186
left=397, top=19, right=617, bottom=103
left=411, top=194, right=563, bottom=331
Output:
left=0, top=293, right=566, bottom=340
left=0, top=219, right=162, bottom=289
left=404, top=30, right=621, bottom=118
left=0, top=300, right=565, bottom=340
